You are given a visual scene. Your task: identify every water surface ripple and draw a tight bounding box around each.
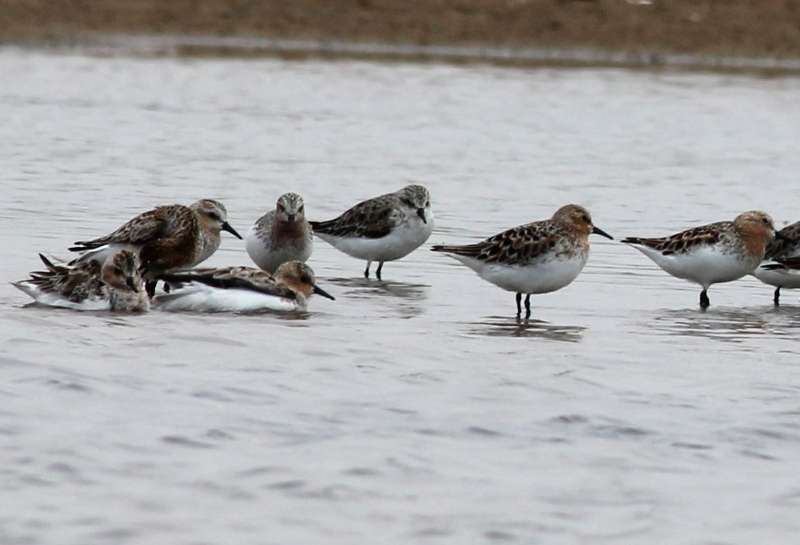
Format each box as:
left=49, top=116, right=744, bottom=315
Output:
left=2, top=49, right=800, bottom=544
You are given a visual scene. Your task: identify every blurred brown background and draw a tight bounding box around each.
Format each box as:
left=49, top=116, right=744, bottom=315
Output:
left=2, top=0, right=800, bottom=58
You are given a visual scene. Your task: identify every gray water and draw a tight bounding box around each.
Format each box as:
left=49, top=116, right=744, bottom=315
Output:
left=2, top=48, right=800, bottom=545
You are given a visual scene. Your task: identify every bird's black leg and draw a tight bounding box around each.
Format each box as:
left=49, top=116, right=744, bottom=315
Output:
left=376, top=261, right=384, bottom=281
left=145, top=280, right=158, bottom=299
left=524, top=294, right=532, bottom=320
left=515, top=292, right=522, bottom=319
left=364, top=261, right=371, bottom=279
left=700, top=289, right=710, bottom=309
left=774, top=287, right=781, bottom=306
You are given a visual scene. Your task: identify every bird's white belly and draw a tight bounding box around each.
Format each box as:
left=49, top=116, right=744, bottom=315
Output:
left=641, top=246, right=758, bottom=287
left=453, top=253, right=588, bottom=294
left=154, top=285, right=301, bottom=313
left=318, top=216, right=433, bottom=262
left=752, top=266, right=800, bottom=289
left=13, top=282, right=110, bottom=311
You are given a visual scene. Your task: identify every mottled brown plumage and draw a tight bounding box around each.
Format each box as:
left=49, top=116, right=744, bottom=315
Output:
left=431, top=204, right=612, bottom=319
left=622, top=210, right=776, bottom=309
left=27, top=255, right=106, bottom=303
left=622, top=211, right=776, bottom=261
left=621, top=222, right=726, bottom=256
left=765, top=220, right=800, bottom=260
left=431, top=204, right=610, bottom=266
left=69, top=200, right=242, bottom=296
left=433, top=223, right=562, bottom=264
left=773, top=255, right=800, bottom=269
left=70, top=205, right=193, bottom=252
left=13, top=251, right=149, bottom=311
left=159, top=266, right=300, bottom=300
left=154, top=261, right=335, bottom=312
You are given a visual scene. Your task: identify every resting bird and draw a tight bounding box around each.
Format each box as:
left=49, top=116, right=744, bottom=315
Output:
left=310, top=184, right=433, bottom=280
left=13, top=250, right=149, bottom=312
left=69, top=199, right=242, bottom=296
left=752, top=220, right=800, bottom=305
left=154, top=261, right=335, bottom=313
left=432, top=204, right=612, bottom=319
left=622, top=211, right=778, bottom=309
left=246, top=192, right=313, bottom=273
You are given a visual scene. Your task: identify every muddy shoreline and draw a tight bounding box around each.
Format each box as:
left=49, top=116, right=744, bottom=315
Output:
left=3, top=1, right=800, bottom=70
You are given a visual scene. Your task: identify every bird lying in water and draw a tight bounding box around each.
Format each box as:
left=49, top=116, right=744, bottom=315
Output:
left=153, top=261, right=335, bottom=313
left=13, top=250, right=149, bottom=312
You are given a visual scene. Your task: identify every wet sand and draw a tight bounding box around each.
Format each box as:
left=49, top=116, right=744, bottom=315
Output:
left=3, top=0, right=800, bottom=63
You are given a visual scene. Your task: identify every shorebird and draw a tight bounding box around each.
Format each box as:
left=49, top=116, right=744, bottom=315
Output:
left=246, top=192, right=313, bottom=273
left=69, top=199, right=242, bottom=296
left=154, top=261, right=335, bottom=313
left=622, top=211, right=778, bottom=309
left=13, top=250, right=149, bottom=312
left=310, top=184, right=433, bottom=280
left=431, top=204, right=612, bottom=319
left=752, top=220, right=800, bottom=305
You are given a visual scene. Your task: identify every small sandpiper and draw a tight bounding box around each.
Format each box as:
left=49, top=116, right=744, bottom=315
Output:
left=431, top=204, right=613, bottom=319
left=245, top=192, right=313, bottom=273
left=622, top=211, right=778, bottom=309
left=310, top=184, right=433, bottom=280
left=753, top=220, right=800, bottom=305
left=155, top=261, right=335, bottom=313
left=69, top=199, right=242, bottom=296
left=13, top=250, right=149, bottom=312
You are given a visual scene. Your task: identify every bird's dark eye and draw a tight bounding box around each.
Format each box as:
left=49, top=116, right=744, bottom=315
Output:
left=277, top=204, right=285, bottom=212
left=762, top=218, right=770, bottom=225
left=298, top=205, right=304, bottom=213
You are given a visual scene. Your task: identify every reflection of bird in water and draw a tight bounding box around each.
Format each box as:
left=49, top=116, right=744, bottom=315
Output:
left=646, top=307, right=773, bottom=343
left=466, top=316, right=586, bottom=342
left=326, top=277, right=429, bottom=301
left=325, top=277, right=429, bottom=318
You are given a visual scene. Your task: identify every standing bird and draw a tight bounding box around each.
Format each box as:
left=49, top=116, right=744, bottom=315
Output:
left=154, top=261, right=335, bottom=313
left=431, top=204, right=612, bottom=319
left=69, top=199, right=242, bottom=296
left=246, top=192, right=313, bottom=273
left=622, top=211, right=778, bottom=309
left=752, top=220, right=800, bottom=305
left=13, top=250, right=149, bottom=312
left=309, top=184, right=433, bottom=280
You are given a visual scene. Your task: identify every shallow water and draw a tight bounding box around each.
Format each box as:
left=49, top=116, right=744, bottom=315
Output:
left=2, top=48, right=800, bottom=544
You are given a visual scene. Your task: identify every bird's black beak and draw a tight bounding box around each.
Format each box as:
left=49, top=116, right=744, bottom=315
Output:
left=417, top=208, right=427, bottom=224
left=592, top=226, right=614, bottom=240
left=127, top=278, right=140, bottom=292
left=287, top=214, right=296, bottom=223
left=313, top=284, right=335, bottom=300
left=222, top=221, right=243, bottom=240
